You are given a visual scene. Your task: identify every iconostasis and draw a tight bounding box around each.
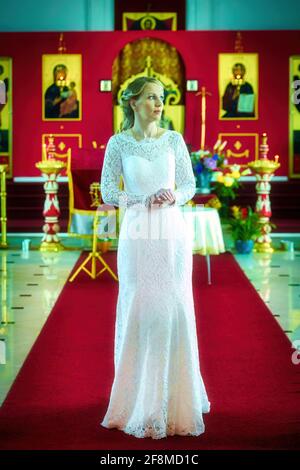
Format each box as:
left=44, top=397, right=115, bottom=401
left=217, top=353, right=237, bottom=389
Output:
left=0, top=30, right=300, bottom=178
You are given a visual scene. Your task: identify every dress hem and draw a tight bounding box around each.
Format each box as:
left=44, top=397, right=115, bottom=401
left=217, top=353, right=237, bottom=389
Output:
left=100, top=421, right=207, bottom=440
left=100, top=403, right=211, bottom=440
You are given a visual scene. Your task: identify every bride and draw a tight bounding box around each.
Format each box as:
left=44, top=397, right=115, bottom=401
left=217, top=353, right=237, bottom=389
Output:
left=100, top=76, right=210, bottom=439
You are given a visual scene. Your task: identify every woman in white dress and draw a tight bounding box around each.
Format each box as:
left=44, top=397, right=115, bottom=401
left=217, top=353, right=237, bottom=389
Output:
left=100, top=76, right=210, bottom=439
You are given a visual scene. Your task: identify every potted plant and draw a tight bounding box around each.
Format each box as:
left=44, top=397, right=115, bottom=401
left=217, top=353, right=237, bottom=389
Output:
left=228, top=205, right=261, bottom=253
left=212, top=164, right=253, bottom=220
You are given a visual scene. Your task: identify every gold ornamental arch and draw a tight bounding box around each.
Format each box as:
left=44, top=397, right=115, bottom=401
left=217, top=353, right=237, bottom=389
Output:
left=112, top=38, right=185, bottom=133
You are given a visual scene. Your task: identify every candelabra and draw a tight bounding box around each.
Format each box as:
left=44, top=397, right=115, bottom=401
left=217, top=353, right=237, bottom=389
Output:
left=35, top=160, right=66, bottom=252
left=0, top=164, right=8, bottom=248
left=247, top=133, right=280, bottom=253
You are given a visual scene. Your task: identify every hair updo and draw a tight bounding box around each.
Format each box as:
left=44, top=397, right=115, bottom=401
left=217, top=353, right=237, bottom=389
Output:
left=119, top=76, right=164, bottom=131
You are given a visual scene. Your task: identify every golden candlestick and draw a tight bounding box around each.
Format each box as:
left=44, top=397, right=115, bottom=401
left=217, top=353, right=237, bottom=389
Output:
left=36, top=160, right=66, bottom=175
left=0, top=164, right=8, bottom=248
left=247, top=133, right=280, bottom=253
left=0, top=254, right=14, bottom=331
left=35, top=160, right=66, bottom=252
left=89, top=182, right=101, bottom=208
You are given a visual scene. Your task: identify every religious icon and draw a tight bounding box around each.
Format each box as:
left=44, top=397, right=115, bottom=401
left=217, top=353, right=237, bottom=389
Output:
left=0, top=57, right=12, bottom=176
left=42, top=54, right=82, bottom=121
left=122, top=12, right=177, bottom=31
left=219, top=53, right=258, bottom=120
left=289, top=56, right=300, bottom=177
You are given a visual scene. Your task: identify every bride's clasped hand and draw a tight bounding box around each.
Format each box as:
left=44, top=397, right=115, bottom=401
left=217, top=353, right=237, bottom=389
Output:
left=146, top=188, right=176, bottom=208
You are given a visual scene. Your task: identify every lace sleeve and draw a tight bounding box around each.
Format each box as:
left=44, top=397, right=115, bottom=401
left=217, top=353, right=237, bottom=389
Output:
left=100, top=135, right=148, bottom=208
left=173, top=133, right=196, bottom=206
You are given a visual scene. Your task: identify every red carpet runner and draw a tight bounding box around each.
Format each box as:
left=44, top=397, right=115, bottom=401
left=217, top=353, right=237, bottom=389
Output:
left=0, top=252, right=299, bottom=450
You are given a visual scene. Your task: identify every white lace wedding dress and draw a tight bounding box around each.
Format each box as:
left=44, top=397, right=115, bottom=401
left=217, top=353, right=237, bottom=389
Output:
left=100, top=129, right=210, bottom=439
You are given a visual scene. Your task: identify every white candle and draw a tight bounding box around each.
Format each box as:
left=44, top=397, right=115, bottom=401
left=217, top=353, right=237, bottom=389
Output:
left=42, top=143, right=47, bottom=161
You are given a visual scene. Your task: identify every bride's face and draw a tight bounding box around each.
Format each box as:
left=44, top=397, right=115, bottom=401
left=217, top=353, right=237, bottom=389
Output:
left=131, top=83, right=164, bottom=122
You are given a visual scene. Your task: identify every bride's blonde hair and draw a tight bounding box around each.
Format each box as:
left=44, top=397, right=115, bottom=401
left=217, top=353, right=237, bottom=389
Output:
left=119, top=76, right=164, bottom=131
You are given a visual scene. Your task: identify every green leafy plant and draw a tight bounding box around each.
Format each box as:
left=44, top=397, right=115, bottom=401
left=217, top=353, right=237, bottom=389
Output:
left=228, top=205, right=261, bottom=242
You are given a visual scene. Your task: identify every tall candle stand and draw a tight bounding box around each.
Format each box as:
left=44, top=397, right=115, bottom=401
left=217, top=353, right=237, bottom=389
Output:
left=247, top=133, right=280, bottom=253
left=35, top=160, right=66, bottom=252
left=0, top=164, right=8, bottom=248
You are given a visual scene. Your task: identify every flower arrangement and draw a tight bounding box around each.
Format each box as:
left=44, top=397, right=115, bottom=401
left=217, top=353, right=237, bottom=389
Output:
left=213, top=163, right=252, bottom=218
left=228, top=205, right=261, bottom=242
left=214, top=164, right=251, bottom=193
left=204, top=196, right=222, bottom=210
left=190, top=141, right=226, bottom=175
left=190, top=140, right=252, bottom=217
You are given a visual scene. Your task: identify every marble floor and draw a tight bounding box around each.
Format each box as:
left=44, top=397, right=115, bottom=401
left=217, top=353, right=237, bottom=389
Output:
left=0, top=238, right=299, bottom=407
left=0, top=248, right=81, bottom=406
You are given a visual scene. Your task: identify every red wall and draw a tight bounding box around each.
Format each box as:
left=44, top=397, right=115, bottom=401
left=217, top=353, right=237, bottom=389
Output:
left=0, top=30, right=300, bottom=177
